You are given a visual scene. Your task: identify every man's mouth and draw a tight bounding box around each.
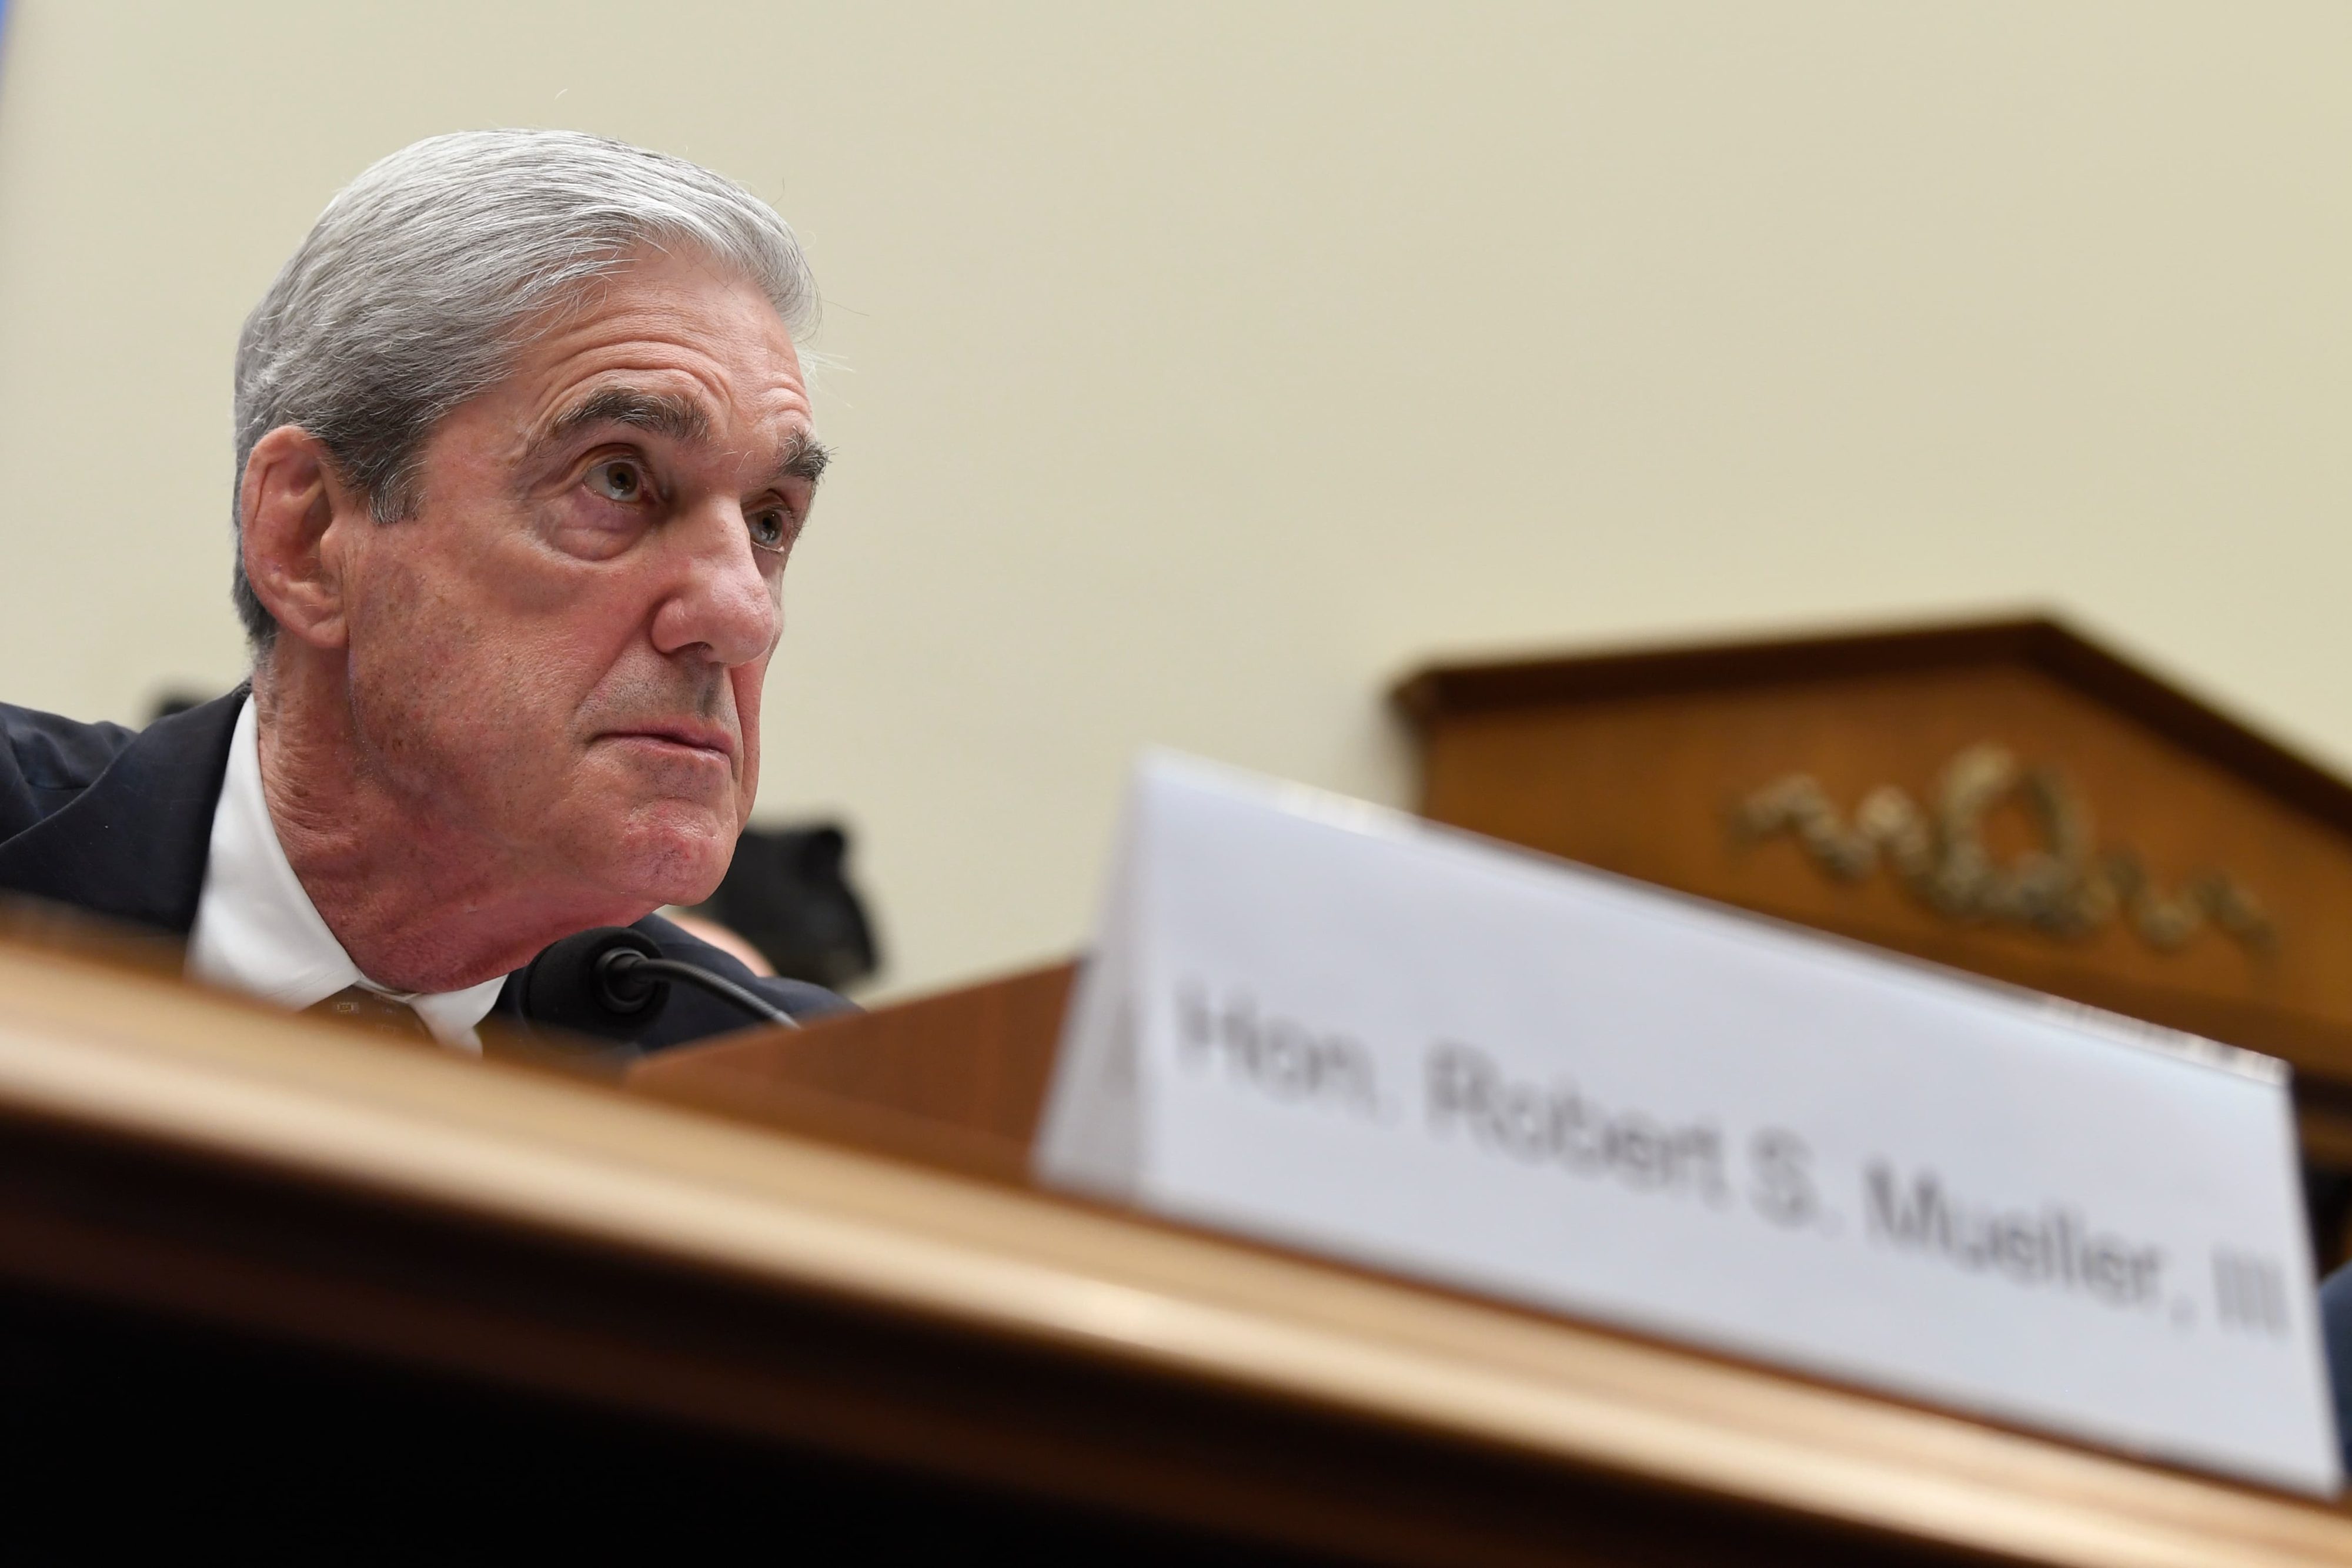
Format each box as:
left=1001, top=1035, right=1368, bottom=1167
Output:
left=602, top=722, right=737, bottom=764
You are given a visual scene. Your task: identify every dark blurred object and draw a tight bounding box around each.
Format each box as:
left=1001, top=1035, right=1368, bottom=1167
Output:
left=691, top=824, right=878, bottom=991
left=2308, top=1165, right=2352, bottom=1278
left=148, top=690, right=215, bottom=722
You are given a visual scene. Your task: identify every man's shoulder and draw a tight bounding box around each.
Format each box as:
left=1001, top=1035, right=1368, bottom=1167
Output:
left=0, top=692, right=245, bottom=937
left=0, top=704, right=141, bottom=835
left=0, top=704, right=140, bottom=789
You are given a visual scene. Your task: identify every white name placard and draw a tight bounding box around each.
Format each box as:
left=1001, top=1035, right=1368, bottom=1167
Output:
left=1035, top=754, right=2340, bottom=1495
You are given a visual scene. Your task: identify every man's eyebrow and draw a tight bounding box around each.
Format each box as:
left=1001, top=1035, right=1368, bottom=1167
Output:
left=535, top=387, right=712, bottom=454
left=772, top=429, right=832, bottom=489
left=527, top=385, right=829, bottom=492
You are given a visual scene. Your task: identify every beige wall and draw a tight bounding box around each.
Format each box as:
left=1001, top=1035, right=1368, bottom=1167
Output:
left=0, top=2, right=2346, bottom=998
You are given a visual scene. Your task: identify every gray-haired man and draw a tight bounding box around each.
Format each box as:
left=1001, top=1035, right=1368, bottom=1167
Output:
left=0, top=130, right=846, bottom=1048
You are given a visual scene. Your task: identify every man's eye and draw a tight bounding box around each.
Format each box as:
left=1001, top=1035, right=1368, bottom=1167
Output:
left=587, top=460, right=647, bottom=503
left=748, top=508, right=790, bottom=553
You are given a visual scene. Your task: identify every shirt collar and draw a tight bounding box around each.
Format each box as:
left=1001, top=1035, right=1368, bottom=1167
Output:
left=184, top=696, right=505, bottom=1052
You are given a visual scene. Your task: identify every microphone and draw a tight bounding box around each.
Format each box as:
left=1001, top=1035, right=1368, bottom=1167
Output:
left=518, top=925, right=799, bottom=1044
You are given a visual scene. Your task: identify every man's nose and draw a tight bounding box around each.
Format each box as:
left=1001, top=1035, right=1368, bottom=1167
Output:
left=647, top=500, right=781, bottom=666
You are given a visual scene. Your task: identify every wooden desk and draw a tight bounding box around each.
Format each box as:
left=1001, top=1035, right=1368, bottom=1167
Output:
left=4, top=936, right=2347, bottom=1563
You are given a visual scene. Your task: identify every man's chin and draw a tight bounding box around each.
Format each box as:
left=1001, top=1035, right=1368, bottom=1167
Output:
left=589, top=807, right=739, bottom=910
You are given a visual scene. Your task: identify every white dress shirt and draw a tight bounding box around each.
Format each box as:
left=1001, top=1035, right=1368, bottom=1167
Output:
left=185, top=696, right=505, bottom=1052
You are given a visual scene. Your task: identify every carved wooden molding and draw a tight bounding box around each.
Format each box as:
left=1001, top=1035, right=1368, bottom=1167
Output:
left=1733, top=744, right=2276, bottom=955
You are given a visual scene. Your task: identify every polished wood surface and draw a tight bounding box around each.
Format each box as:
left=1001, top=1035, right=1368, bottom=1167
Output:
left=627, top=959, right=1076, bottom=1155
left=9, top=938, right=2350, bottom=1563
left=1391, top=618, right=2352, bottom=841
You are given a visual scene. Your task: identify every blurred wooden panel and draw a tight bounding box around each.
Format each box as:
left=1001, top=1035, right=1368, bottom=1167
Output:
left=626, top=961, right=1077, bottom=1178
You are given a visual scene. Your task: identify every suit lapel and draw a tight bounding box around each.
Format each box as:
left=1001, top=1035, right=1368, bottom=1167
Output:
left=0, top=691, right=245, bottom=937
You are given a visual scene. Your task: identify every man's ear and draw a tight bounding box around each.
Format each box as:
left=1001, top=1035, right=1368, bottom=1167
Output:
left=240, top=426, right=366, bottom=650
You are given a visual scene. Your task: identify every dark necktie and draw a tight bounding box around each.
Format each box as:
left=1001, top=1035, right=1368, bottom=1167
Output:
left=306, top=986, right=434, bottom=1041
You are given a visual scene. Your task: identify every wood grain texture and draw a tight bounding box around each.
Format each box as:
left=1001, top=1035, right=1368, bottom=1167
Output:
left=627, top=961, right=1075, bottom=1151
left=3, top=936, right=2347, bottom=1564
left=1393, top=617, right=2352, bottom=845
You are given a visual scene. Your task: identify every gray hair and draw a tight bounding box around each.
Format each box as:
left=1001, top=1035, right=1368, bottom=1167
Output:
left=230, top=129, right=817, bottom=648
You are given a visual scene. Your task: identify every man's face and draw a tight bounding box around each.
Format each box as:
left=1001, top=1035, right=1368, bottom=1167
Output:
left=334, top=250, right=823, bottom=916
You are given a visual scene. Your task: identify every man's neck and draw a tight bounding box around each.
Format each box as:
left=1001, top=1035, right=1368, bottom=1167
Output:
left=250, top=659, right=647, bottom=993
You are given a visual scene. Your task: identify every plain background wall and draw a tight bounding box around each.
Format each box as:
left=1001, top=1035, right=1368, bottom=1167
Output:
left=0, top=2, right=2346, bottom=998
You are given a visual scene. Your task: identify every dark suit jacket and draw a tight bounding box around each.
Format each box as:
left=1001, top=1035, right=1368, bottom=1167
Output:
left=2318, top=1263, right=2352, bottom=1472
left=0, top=691, right=847, bottom=1051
